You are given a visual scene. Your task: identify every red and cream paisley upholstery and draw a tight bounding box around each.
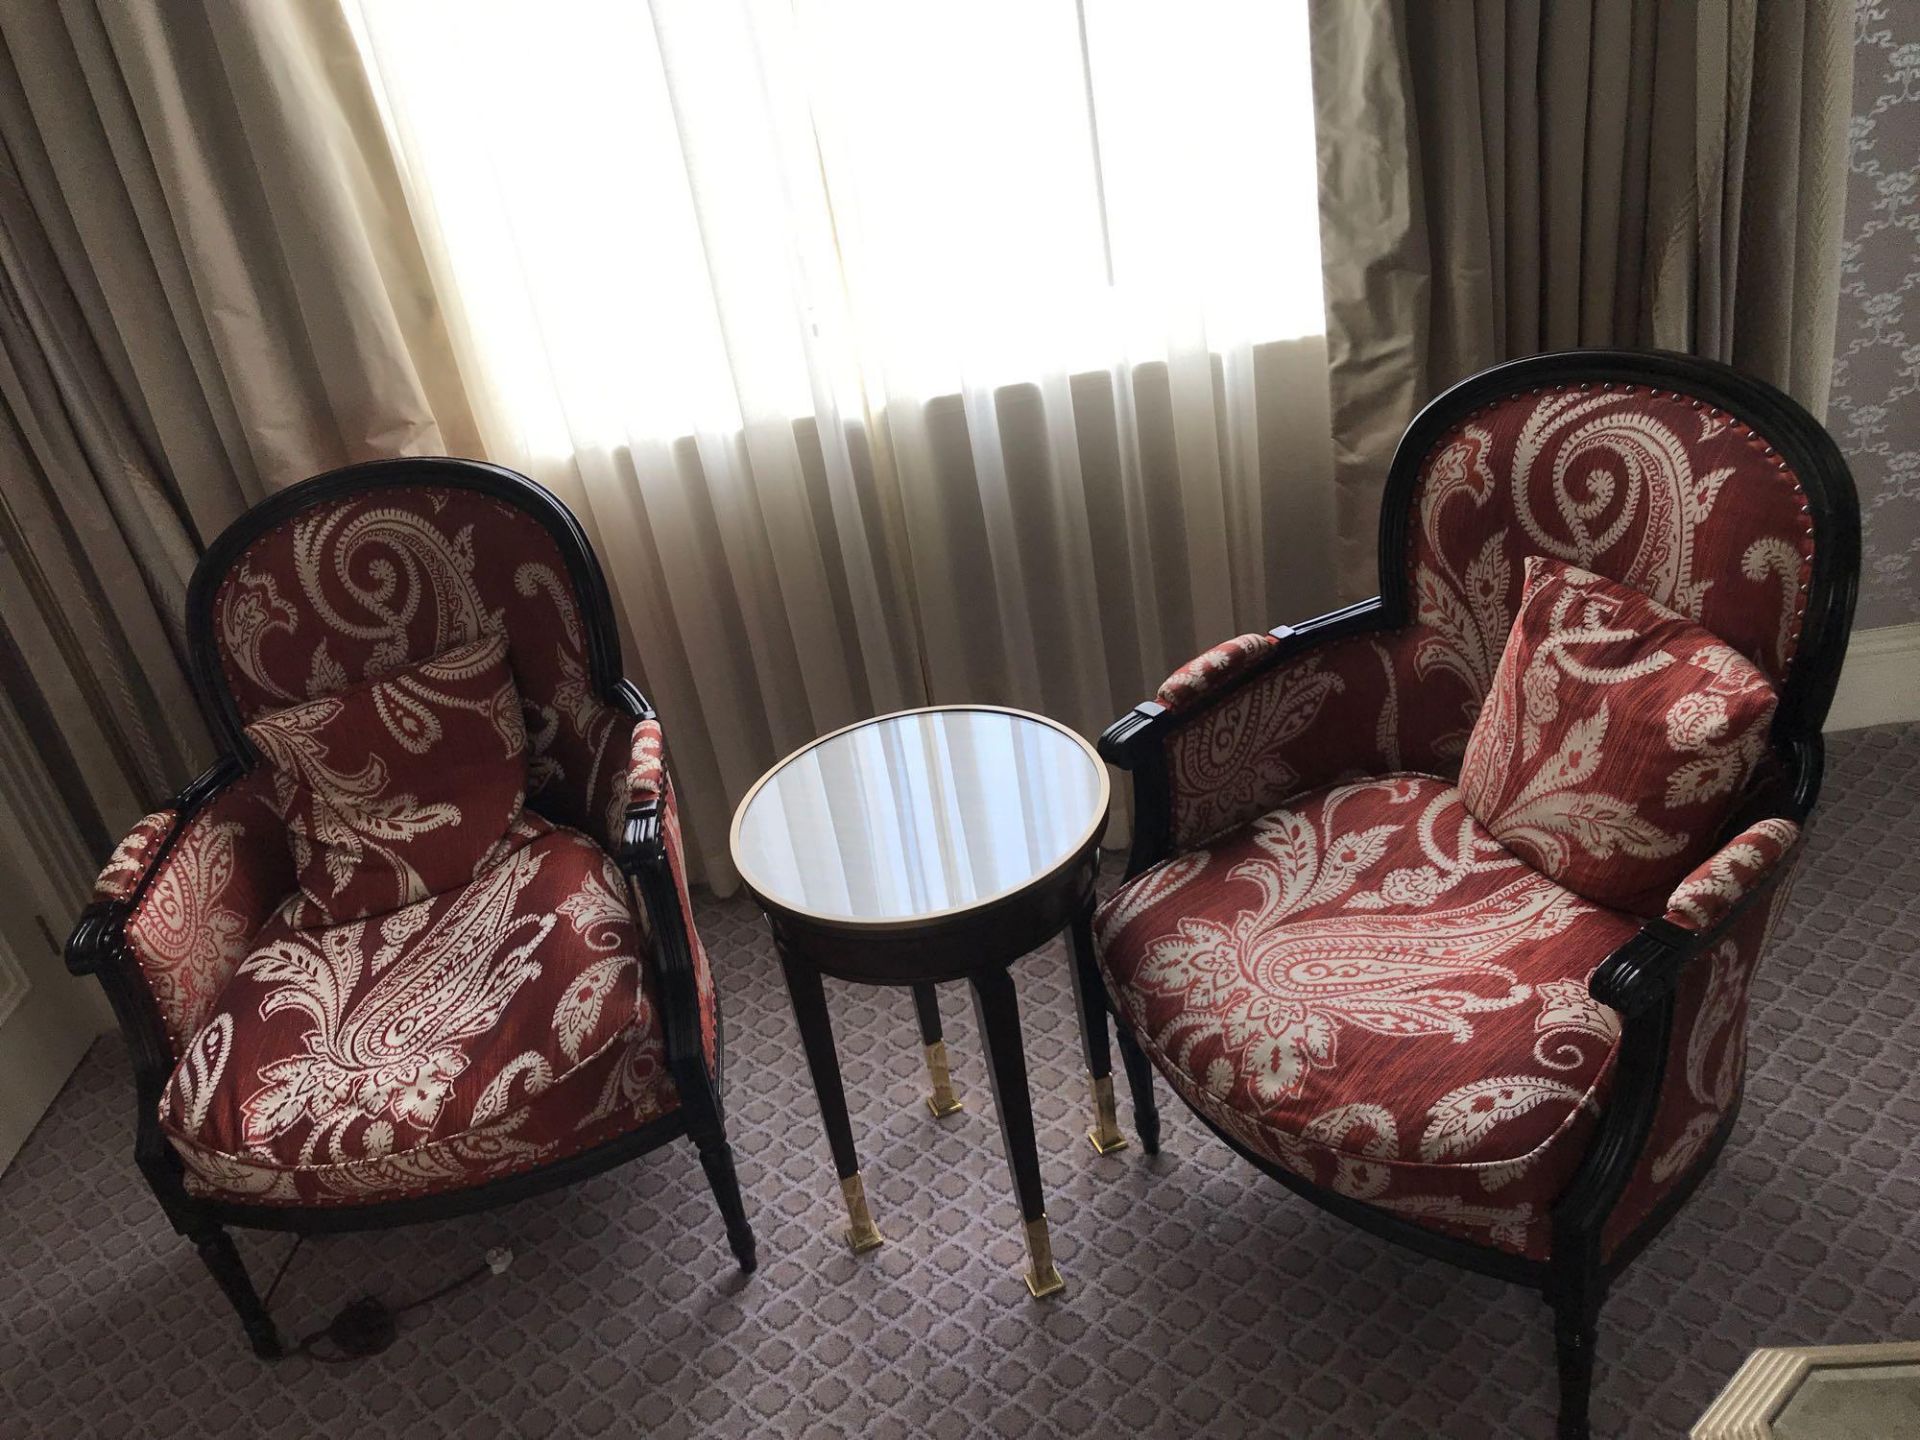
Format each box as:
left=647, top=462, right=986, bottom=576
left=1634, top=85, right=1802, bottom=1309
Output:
left=1603, top=879, right=1791, bottom=1256
left=120, top=771, right=296, bottom=1055
left=1162, top=632, right=1413, bottom=848
left=246, top=631, right=531, bottom=927
left=1155, top=633, right=1279, bottom=713
left=1662, top=818, right=1799, bottom=931
left=1113, top=372, right=1836, bottom=1281
left=1160, top=384, right=1816, bottom=851
left=1594, top=817, right=1800, bottom=1255
left=212, top=486, right=630, bottom=839
left=159, top=819, right=676, bottom=1205
left=1458, top=558, right=1778, bottom=915
left=95, top=810, right=179, bottom=904
left=89, top=476, right=720, bottom=1205
left=1098, top=775, right=1636, bottom=1259
left=204, top=483, right=714, bottom=1048
left=1600, top=820, right=1803, bottom=1245
left=620, top=718, right=666, bottom=809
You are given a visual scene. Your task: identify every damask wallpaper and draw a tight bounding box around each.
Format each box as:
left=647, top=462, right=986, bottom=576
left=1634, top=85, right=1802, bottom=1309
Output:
left=1830, top=3, right=1920, bottom=628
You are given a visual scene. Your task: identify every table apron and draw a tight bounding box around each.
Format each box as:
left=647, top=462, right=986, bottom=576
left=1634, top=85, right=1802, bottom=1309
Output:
left=765, top=852, right=1099, bottom=985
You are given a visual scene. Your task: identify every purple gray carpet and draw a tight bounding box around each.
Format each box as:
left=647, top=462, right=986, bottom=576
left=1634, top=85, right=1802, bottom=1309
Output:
left=4, top=724, right=1917, bottom=1439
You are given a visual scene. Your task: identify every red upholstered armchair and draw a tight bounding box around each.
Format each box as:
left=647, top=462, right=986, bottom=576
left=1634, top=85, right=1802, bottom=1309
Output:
left=1078, top=352, right=1858, bottom=1439
left=66, top=459, right=753, bottom=1357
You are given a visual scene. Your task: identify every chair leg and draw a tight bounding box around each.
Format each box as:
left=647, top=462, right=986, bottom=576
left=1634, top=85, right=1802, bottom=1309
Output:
left=189, top=1223, right=282, bottom=1358
left=1066, top=901, right=1125, bottom=1154
left=1551, top=1293, right=1599, bottom=1440
left=694, top=1130, right=758, bottom=1274
left=1113, top=1025, right=1162, bottom=1156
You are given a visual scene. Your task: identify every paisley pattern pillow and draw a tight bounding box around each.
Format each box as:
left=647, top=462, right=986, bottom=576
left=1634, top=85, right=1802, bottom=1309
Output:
left=1458, top=558, right=1778, bottom=915
left=245, top=631, right=528, bottom=926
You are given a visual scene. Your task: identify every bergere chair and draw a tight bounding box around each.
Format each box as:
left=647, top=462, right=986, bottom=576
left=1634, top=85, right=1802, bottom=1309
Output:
left=1077, top=351, right=1858, bottom=1439
left=67, top=458, right=754, bottom=1357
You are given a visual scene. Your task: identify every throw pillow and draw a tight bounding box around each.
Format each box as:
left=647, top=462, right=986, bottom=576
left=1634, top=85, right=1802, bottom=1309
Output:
left=1458, top=557, right=1778, bottom=915
left=245, top=631, right=528, bottom=926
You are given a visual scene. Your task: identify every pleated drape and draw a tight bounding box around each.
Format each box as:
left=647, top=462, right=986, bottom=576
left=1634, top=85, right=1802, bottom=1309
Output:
left=0, top=150, right=205, bottom=846
left=4, top=0, right=1857, bottom=904
left=3, top=1, right=1347, bottom=896
left=0, top=1, right=475, bottom=875
left=1308, top=0, right=1852, bottom=597
left=352, top=0, right=1338, bottom=888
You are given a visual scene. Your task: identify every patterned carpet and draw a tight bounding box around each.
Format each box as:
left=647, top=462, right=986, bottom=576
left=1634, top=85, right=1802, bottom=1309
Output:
left=4, top=724, right=1917, bottom=1439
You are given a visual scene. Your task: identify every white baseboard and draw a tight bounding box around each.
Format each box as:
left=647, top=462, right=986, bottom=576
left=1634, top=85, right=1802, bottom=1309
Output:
left=1825, top=622, right=1920, bottom=731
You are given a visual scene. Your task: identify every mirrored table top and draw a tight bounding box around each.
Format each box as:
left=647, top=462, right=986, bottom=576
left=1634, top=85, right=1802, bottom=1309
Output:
left=729, top=707, right=1109, bottom=929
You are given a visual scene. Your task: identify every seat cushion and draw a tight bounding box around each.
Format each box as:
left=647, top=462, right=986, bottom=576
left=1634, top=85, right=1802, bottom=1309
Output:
left=160, top=818, right=678, bottom=1205
left=1458, top=557, right=1777, bottom=916
left=1095, top=774, right=1640, bottom=1259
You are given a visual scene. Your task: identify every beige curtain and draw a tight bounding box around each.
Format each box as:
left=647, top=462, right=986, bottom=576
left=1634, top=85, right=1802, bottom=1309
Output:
left=342, top=0, right=1339, bottom=890
left=0, top=150, right=204, bottom=849
left=2, top=1, right=1340, bottom=897
left=1309, top=0, right=1853, bottom=596
left=0, top=1, right=477, bottom=858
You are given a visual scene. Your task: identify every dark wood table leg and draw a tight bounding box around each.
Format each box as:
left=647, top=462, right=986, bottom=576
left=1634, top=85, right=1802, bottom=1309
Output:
left=911, top=983, right=963, bottom=1119
left=1067, top=899, right=1127, bottom=1155
left=779, top=944, right=884, bottom=1253
left=968, top=965, right=1064, bottom=1298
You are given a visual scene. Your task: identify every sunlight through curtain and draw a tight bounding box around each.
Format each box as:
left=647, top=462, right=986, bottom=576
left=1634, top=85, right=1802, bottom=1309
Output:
left=347, top=0, right=1335, bottom=887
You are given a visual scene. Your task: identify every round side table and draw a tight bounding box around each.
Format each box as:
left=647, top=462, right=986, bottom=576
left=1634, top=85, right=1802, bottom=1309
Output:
left=730, top=705, right=1123, bottom=1299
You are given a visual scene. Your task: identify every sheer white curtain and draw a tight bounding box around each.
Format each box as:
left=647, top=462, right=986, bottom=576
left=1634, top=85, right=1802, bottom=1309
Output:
left=346, top=0, right=1335, bottom=888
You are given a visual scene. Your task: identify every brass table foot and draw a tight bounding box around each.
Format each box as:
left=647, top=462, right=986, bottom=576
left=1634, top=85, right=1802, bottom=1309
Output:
left=840, top=1173, right=885, bottom=1254
left=1021, top=1215, right=1065, bottom=1299
left=923, top=1040, right=964, bottom=1119
left=1085, top=1073, right=1128, bottom=1155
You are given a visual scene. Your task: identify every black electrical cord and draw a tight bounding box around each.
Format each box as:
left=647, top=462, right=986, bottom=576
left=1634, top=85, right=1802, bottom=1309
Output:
left=261, top=1235, right=305, bottom=1310
left=267, top=1244, right=512, bottom=1364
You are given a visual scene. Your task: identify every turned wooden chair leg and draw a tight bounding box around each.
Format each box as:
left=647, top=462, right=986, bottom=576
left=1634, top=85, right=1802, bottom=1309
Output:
left=1112, top=1026, right=1162, bottom=1156
left=676, top=1039, right=757, bottom=1275
left=1551, top=1293, right=1599, bottom=1440
left=692, top=1129, right=757, bottom=1273
left=189, top=1223, right=282, bottom=1358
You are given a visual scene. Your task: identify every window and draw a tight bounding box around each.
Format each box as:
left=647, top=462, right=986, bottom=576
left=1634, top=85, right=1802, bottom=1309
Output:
left=348, top=0, right=1323, bottom=453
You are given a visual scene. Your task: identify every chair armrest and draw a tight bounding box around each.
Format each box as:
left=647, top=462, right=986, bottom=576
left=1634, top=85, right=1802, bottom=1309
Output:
left=624, top=718, right=666, bottom=809
left=1153, top=633, right=1285, bottom=714
left=1103, top=598, right=1410, bottom=864
left=68, top=758, right=294, bottom=1031
left=70, top=804, right=185, bottom=1012
left=85, top=810, right=183, bottom=911
left=68, top=754, right=252, bottom=987
left=68, top=800, right=180, bottom=1118
left=1659, top=818, right=1801, bottom=931
left=1563, top=811, right=1806, bottom=1257
left=603, top=689, right=664, bottom=869
left=1588, top=817, right=1803, bottom=1017
left=64, top=755, right=293, bottom=1216
left=1101, top=597, right=1392, bottom=770
left=605, top=699, right=718, bottom=1081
